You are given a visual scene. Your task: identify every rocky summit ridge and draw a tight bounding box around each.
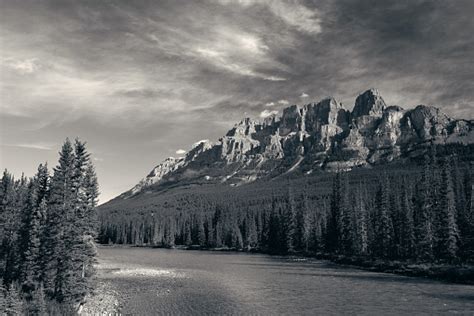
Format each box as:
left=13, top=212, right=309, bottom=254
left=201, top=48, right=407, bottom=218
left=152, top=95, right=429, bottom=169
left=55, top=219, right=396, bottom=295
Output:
left=124, top=89, right=473, bottom=197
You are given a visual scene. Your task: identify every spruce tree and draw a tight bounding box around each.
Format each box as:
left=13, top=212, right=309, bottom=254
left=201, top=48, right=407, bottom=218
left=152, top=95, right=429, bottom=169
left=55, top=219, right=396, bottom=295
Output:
left=244, top=211, right=258, bottom=250
left=400, top=183, right=415, bottom=259
left=414, top=156, right=434, bottom=261
left=300, top=194, right=312, bottom=253
left=0, top=281, right=5, bottom=314
left=283, top=184, right=296, bottom=253
left=339, top=174, right=353, bottom=256
left=44, top=139, right=75, bottom=300
left=197, top=213, right=206, bottom=246
left=326, top=172, right=342, bottom=253
left=374, top=175, right=394, bottom=259
left=19, top=182, right=42, bottom=294
left=437, top=160, right=459, bottom=262
left=28, top=284, right=47, bottom=315
left=5, top=284, right=24, bottom=315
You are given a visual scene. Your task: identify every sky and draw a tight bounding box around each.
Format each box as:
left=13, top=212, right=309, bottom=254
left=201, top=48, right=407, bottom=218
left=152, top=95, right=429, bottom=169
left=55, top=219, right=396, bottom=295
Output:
left=1, top=0, right=474, bottom=203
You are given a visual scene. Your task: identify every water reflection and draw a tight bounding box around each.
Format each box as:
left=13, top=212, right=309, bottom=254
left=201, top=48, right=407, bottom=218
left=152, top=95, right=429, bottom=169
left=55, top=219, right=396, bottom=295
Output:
left=97, top=247, right=474, bottom=315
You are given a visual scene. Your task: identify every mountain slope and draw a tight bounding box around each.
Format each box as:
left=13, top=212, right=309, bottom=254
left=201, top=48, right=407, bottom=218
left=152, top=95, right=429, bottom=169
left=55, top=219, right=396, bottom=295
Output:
left=112, top=89, right=472, bottom=201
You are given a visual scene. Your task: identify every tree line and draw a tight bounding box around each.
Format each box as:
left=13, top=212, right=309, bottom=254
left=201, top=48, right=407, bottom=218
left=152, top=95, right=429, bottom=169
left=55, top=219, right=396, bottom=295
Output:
left=0, top=139, right=99, bottom=315
left=99, top=151, right=473, bottom=264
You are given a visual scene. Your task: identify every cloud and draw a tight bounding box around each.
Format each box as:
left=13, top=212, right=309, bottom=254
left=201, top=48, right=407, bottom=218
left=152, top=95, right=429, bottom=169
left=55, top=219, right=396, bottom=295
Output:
left=175, top=149, right=186, bottom=155
left=218, top=0, right=321, bottom=34
left=1, top=0, right=473, bottom=204
left=3, top=142, right=54, bottom=151
left=300, top=92, right=309, bottom=98
left=260, top=109, right=279, bottom=118
left=191, top=28, right=286, bottom=81
left=2, top=58, right=40, bottom=74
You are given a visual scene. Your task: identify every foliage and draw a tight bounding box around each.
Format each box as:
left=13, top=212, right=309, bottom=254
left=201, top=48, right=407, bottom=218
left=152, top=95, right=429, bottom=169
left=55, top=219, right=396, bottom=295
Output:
left=99, top=148, right=473, bottom=264
left=0, top=138, right=99, bottom=312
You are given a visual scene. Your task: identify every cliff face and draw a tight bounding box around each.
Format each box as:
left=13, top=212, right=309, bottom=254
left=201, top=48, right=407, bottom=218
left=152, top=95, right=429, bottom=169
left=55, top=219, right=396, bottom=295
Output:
left=124, top=89, right=473, bottom=197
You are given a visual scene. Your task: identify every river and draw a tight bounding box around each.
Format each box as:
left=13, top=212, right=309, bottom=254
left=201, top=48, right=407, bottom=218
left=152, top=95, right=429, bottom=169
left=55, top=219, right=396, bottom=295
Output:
left=95, top=246, right=474, bottom=315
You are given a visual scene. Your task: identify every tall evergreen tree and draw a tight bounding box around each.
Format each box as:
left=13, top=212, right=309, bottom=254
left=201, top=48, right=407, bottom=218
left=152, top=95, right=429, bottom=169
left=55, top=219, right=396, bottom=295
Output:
left=326, top=172, right=342, bottom=253
left=339, top=174, right=353, bottom=256
left=437, top=160, right=459, bottom=262
left=374, top=175, right=394, bottom=259
left=399, top=183, right=415, bottom=259
left=414, top=156, right=435, bottom=261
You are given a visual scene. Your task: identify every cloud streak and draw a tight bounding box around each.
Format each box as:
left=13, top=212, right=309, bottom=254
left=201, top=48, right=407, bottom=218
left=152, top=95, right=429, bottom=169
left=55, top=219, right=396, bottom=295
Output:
left=1, top=0, right=473, bottom=202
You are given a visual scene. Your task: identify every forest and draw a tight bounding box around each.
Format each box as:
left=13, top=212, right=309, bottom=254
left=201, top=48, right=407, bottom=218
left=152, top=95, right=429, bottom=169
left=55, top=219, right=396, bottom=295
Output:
left=0, top=139, right=99, bottom=315
left=99, top=149, right=473, bottom=266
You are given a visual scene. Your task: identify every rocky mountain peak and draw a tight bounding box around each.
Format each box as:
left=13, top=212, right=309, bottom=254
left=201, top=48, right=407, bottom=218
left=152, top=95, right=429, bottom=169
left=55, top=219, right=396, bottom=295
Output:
left=226, top=118, right=258, bottom=137
left=121, top=89, right=472, bottom=197
left=352, top=88, right=386, bottom=118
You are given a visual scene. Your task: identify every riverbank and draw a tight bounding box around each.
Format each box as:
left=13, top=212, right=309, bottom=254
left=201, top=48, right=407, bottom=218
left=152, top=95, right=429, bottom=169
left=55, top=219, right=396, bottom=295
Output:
left=101, top=244, right=474, bottom=285
left=327, top=255, right=474, bottom=285
left=92, top=246, right=474, bottom=314
left=79, top=262, right=121, bottom=315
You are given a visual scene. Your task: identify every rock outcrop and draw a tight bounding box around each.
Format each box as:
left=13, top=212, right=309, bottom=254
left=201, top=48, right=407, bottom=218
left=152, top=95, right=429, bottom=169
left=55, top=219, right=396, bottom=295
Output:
left=124, top=89, right=473, bottom=197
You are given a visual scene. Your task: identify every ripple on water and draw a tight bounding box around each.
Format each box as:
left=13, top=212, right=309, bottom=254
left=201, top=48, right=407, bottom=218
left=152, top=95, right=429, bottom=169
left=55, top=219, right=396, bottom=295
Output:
left=113, top=268, right=184, bottom=278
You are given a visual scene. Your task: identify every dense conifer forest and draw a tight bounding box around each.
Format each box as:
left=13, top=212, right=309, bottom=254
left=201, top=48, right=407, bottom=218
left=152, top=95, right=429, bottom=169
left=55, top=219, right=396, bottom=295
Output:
left=0, top=139, right=99, bottom=314
left=99, top=149, right=473, bottom=266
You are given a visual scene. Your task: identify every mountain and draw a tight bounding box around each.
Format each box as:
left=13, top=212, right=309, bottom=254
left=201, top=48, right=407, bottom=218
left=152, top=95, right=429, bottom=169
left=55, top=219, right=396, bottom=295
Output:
left=116, top=89, right=473, bottom=200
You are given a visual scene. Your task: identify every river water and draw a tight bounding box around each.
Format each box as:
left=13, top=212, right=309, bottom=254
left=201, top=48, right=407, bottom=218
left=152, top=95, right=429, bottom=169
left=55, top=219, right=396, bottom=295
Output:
left=97, top=246, right=474, bottom=315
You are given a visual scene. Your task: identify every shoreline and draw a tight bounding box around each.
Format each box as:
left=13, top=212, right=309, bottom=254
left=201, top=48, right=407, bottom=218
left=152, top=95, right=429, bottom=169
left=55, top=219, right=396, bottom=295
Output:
left=79, top=262, right=121, bottom=315
left=99, top=244, right=474, bottom=285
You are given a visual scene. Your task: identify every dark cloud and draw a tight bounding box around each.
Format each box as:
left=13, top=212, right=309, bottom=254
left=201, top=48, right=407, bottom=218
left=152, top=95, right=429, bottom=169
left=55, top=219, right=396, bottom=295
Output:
left=1, top=0, right=473, bottom=202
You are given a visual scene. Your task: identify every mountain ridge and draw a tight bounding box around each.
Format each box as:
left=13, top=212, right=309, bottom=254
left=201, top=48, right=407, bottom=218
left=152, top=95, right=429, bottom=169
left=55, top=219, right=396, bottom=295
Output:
left=117, top=89, right=473, bottom=200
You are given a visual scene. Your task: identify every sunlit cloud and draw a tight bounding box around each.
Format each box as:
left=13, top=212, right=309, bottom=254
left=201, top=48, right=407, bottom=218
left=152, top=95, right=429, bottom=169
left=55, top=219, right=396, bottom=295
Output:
left=218, top=0, right=322, bottom=34
left=260, top=109, right=279, bottom=118
left=191, top=28, right=286, bottom=80
left=2, top=57, right=40, bottom=74
left=176, top=149, right=186, bottom=155
left=1, top=0, right=472, bottom=204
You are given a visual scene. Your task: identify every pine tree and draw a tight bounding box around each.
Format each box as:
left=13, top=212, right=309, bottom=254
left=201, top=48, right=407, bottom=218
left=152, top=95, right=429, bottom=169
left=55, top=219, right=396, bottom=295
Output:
left=326, top=172, right=342, bottom=253
left=374, top=175, right=394, bottom=259
left=353, top=183, right=368, bottom=256
left=414, top=156, right=434, bottom=261
left=457, top=163, right=474, bottom=261
left=0, top=280, right=6, bottom=314
left=83, top=163, right=99, bottom=236
left=230, top=224, right=243, bottom=249
left=5, top=284, right=24, bottom=315
left=184, top=220, right=192, bottom=246
left=28, top=284, right=47, bottom=315
left=267, top=205, right=281, bottom=254
left=244, top=211, right=258, bottom=251
left=19, top=184, right=41, bottom=294
left=339, top=174, right=353, bottom=256
left=300, top=194, right=312, bottom=253
left=3, top=174, right=28, bottom=287
left=437, top=160, right=459, bottom=262
left=44, top=139, right=75, bottom=301
left=283, top=184, right=296, bottom=253
left=163, top=218, right=176, bottom=248
left=400, top=183, right=415, bottom=259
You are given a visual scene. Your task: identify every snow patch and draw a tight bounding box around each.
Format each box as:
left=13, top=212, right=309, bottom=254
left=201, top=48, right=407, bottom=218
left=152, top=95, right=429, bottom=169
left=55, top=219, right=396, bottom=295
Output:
left=192, top=139, right=210, bottom=149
